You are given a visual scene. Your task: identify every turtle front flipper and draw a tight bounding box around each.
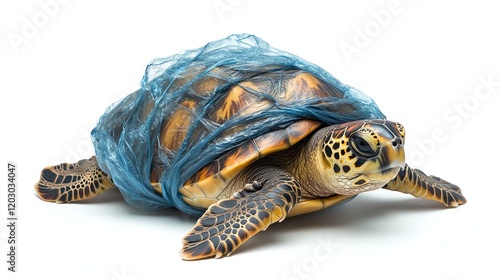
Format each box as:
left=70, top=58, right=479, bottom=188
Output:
left=181, top=167, right=301, bottom=260
left=35, top=156, right=114, bottom=203
left=384, top=164, right=466, bottom=207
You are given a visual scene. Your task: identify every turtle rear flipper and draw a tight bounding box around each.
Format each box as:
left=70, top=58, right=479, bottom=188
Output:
left=384, top=164, right=466, bottom=207
left=181, top=167, right=301, bottom=260
left=35, top=156, right=114, bottom=203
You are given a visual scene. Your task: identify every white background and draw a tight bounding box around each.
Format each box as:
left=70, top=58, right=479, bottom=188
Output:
left=1, top=1, right=499, bottom=279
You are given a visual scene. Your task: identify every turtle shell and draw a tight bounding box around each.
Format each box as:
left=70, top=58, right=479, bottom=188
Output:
left=91, top=34, right=384, bottom=216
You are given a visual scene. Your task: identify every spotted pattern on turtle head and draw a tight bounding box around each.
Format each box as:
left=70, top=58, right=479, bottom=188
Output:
left=320, top=119, right=406, bottom=195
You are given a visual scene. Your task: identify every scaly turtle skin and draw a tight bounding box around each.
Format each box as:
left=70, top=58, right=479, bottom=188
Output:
left=34, top=34, right=466, bottom=261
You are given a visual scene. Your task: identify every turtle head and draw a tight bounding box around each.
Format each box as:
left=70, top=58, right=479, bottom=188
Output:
left=319, top=119, right=405, bottom=195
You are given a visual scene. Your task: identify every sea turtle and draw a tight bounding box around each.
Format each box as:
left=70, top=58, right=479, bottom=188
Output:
left=35, top=34, right=466, bottom=260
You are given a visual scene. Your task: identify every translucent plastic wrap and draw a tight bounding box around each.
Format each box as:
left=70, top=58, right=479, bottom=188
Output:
left=91, top=34, right=385, bottom=216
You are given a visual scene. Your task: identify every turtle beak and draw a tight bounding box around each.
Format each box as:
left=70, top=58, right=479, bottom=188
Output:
left=380, top=137, right=405, bottom=173
left=365, top=137, right=405, bottom=181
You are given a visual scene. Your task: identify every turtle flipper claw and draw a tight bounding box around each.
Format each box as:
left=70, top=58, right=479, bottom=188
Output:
left=181, top=169, right=300, bottom=260
left=243, top=181, right=263, bottom=192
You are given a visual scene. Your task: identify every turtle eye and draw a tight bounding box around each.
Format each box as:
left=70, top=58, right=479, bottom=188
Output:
left=350, top=135, right=378, bottom=158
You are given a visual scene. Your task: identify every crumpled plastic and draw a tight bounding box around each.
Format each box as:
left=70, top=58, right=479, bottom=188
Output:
left=91, top=34, right=385, bottom=216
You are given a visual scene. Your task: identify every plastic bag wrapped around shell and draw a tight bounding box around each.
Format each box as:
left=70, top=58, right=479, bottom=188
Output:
left=91, top=34, right=385, bottom=216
